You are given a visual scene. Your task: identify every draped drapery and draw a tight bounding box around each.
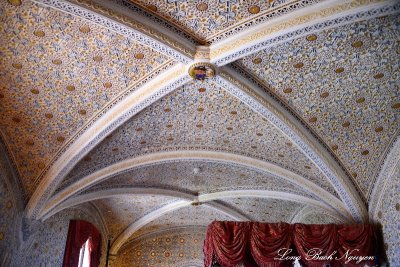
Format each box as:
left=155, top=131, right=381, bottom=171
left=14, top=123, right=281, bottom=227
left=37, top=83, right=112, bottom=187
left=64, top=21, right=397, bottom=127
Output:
left=62, top=220, right=102, bottom=267
left=204, top=222, right=375, bottom=267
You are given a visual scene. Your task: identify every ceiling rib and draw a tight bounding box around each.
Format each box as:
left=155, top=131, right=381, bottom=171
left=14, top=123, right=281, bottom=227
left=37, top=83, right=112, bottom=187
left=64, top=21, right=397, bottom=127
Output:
left=213, top=69, right=367, bottom=222
left=41, top=150, right=350, bottom=221
left=25, top=63, right=191, bottom=219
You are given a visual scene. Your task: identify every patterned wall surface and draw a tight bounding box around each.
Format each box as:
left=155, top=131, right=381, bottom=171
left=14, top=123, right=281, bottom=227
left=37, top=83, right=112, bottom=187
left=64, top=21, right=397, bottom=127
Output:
left=127, top=205, right=233, bottom=243
left=61, top=80, right=338, bottom=197
left=0, top=0, right=172, bottom=196
left=294, top=206, right=346, bottom=224
left=0, top=175, right=19, bottom=265
left=116, top=228, right=205, bottom=267
left=94, top=195, right=177, bottom=240
left=375, top=163, right=400, bottom=266
left=129, top=0, right=321, bottom=43
left=84, top=160, right=313, bottom=198
left=220, top=197, right=303, bottom=223
left=237, top=14, right=400, bottom=199
left=13, top=206, right=106, bottom=267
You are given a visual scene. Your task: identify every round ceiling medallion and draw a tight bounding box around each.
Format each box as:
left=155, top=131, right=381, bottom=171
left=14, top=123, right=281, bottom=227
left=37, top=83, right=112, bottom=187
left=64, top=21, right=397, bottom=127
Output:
left=134, top=53, right=144, bottom=59
left=79, top=25, right=91, bottom=33
left=166, top=124, right=173, bottom=128
left=93, top=55, right=103, bottom=62
left=78, top=109, right=87, bottom=115
left=361, top=150, right=369, bottom=155
left=309, top=117, right=317, bottom=123
left=227, top=127, right=233, bottom=130
left=66, top=85, right=75, bottom=91
left=189, top=63, right=216, bottom=80
left=374, top=73, right=384, bottom=79
left=320, top=92, right=329, bottom=98
left=391, top=103, right=400, bottom=109
left=248, top=5, right=260, bottom=14
left=306, top=34, right=317, bottom=41
left=283, top=88, right=292, bottom=94
left=197, top=107, right=204, bottom=112
left=8, top=0, right=22, bottom=6
left=45, top=113, right=53, bottom=119
left=352, top=40, right=363, bottom=48
left=12, top=63, right=22, bottom=69
left=147, top=4, right=157, bottom=12
left=342, top=121, right=350, bottom=127
left=352, top=172, right=357, bottom=178
left=26, top=140, right=34, bottom=146
left=57, top=136, right=65, bottom=142
left=52, top=59, right=62, bottom=65
left=103, top=82, right=112, bottom=88
left=198, top=88, right=206, bottom=93
left=196, top=2, right=208, bottom=11
left=140, top=140, right=146, bottom=145
left=31, top=89, right=39, bottom=94
left=136, top=127, right=143, bottom=131
left=335, top=67, right=344, bottom=73
left=293, top=62, right=304, bottom=69
left=34, top=30, right=45, bottom=37
left=375, top=126, right=383, bottom=133
left=38, top=162, right=45, bottom=169
left=331, top=144, right=338, bottom=151
left=252, top=58, right=262, bottom=64
left=356, top=97, right=365, bottom=103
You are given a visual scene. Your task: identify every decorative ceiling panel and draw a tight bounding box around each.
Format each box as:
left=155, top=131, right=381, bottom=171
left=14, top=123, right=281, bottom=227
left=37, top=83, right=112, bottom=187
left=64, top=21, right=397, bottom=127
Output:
left=60, top=80, right=338, bottom=197
left=297, top=208, right=345, bottom=224
left=94, top=195, right=177, bottom=239
left=237, top=14, right=400, bottom=199
left=127, top=205, right=233, bottom=242
left=118, top=228, right=205, bottom=267
left=220, top=197, right=303, bottom=223
left=81, top=161, right=313, bottom=198
left=129, top=0, right=321, bottom=43
left=0, top=0, right=173, bottom=196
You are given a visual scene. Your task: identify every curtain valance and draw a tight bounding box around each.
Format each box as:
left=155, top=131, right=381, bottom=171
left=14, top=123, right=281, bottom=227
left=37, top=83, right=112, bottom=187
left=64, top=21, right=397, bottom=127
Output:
left=204, top=221, right=375, bottom=267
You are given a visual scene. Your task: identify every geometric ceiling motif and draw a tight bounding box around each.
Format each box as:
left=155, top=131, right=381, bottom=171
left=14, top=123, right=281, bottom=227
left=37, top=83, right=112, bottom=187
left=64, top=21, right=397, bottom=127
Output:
left=94, top=195, right=178, bottom=241
left=80, top=160, right=314, bottom=198
left=118, top=228, right=205, bottom=267
left=296, top=208, right=345, bottom=225
left=126, top=205, right=234, bottom=243
left=0, top=0, right=173, bottom=196
left=219, top=197, right=303, bottom=223
left=237, top=14, right=400, bottom=199
left=60, top=80, right=339, bottom=197
left=129, top=0, right=322, bottom=43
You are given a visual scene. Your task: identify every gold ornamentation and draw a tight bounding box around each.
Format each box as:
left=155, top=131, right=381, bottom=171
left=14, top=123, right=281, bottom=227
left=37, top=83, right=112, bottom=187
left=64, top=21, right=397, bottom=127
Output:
left=306, top=34, right=317, bottom=41
left=283, top=88, right=292, bottom=94
left=8, top=0, right=22, bottom=6
left=391, top=103, right=400, bottom=109
left=248, top=5, right=260, bottom=14
left=147, top=4, right=157, bottom=12
left=52, top=59, right=62, bottom=65
left=352, top=40, right=363, bottom=48
left=134, top=53, right=144, bottom=59
left=293, top=62, right=304, bottom=69
left=79, top=25, right=91, bottom=33
left=196, top=3, right=208, bottom=11
left=361, top=150, right=369, bottom=155
left=78, top=109, right=87, bottom=115
left=12, top=63, right=22, bottom=69
left=33, top=30, right=45, bottom=37
left=56, top=136, right=65, bottom=142
left=198, top=88, right=206, bottom=93
left=342, top=121, right=350, bottom=127
left=309, top=117, right=317, bottom=123
left=31, top=89, right=39, bottom=94
left=93, top=55, right=103, bottom=62
left=252, top=58, right=262, bottom=64
left=188, top=63, right=216, bottom=80
left=375, top=126, right=383, bottom=133
left=103, top=82, right=112, bottom=88
left=66, top=85, right=75, bottom=91
left=45, top=113, right=53, bottom=119
left=356, top=97, right=365, bottom=103
left=374, top=73, right=384, bottom=79
left=320, top=92, right=329, bottom=98
left=335, top=67, right=344, bottom=73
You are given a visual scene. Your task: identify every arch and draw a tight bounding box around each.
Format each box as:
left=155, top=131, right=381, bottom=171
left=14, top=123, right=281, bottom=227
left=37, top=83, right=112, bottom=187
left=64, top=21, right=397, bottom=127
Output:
left=210, top=0, right=399, bottom=65
left=214, top=68, right=367, bottom=222
left=110, top=199, right=248, bottom=254
left=25, top=63, right=192, bottom=219
left=40, top=150, right=351, bottom=221
left=109, top=189, right=345, bottom=254
left=369, top=136, right=400, bottom=220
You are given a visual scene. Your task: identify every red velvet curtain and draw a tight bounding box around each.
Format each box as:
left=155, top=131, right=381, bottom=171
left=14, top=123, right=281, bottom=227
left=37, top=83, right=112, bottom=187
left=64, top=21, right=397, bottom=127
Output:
left=204, top=221, right=375, bottom=267
left=62, top=220, right=102, bottom=267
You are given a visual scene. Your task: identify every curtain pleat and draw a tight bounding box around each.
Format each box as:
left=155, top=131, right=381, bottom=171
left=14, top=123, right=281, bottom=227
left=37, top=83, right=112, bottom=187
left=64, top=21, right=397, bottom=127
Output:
left=204, top=221, right=374, bottom=267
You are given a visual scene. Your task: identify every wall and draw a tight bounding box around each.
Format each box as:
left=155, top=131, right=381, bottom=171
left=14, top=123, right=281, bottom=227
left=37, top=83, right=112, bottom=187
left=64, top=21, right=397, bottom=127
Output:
left=115, top=227, right=205, bottom=267
left=375, top=162, right=400, bottom=266
left=0, top=173, right=20, bottom=266
left=12, top=204, right=107, bottom=267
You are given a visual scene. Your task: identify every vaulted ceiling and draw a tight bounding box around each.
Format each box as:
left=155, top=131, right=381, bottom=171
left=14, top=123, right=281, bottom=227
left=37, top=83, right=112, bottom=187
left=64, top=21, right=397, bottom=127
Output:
left=1, top=0, right=399, bottom=263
